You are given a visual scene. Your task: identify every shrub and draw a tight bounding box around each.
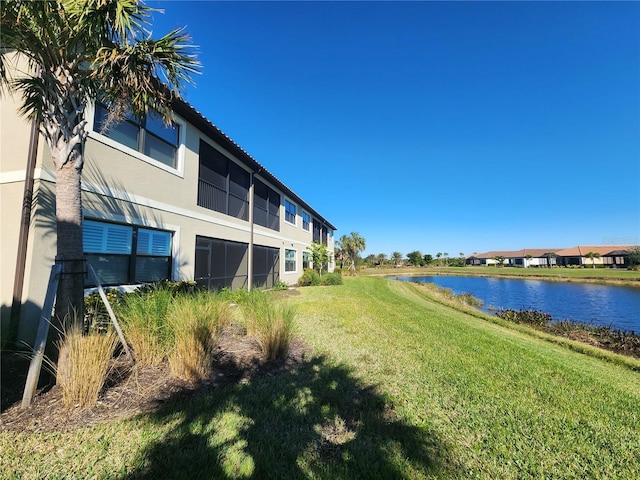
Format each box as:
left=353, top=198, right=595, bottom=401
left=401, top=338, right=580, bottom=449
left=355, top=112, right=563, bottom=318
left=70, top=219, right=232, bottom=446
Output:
left=456, top=292, right=483, bottom=307
left=83, top=289, right=124, bottom=334
left=548, top=320, right=640, bottom=358
left=216, top=287, right=253, bottom=305
left=438, top=286, right=455, bottom=300
left=320, top=271, right=343, bottom=286
left=272, top=280, right=290, bottom=291
left=240, top=291, right=296, bottom=361
left=134, top=280, right=202, bottom=296
left=298, top=269, right=342, bottom=287
left=495, top=308, right=552, bottom=327
left=298, top=268, right=320, bottom=286
left=56, top=326, right=117, bottom=409
left=117, top=287, right=173, bottom=366
left=167, top=293, right=230, bottom=381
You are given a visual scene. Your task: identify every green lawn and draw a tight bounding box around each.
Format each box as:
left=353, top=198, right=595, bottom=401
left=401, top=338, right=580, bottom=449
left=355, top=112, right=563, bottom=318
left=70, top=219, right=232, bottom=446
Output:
left=2, top=276, right=639, bottom=478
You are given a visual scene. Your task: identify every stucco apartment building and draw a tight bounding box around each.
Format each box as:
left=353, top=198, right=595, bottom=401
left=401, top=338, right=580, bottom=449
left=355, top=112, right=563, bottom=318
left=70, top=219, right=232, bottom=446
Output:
left=1, top=90, right=336, bottom=347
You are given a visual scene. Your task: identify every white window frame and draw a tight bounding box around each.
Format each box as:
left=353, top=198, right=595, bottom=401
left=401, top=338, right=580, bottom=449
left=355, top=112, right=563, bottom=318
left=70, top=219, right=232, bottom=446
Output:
left=301, top=210, right=311, bottom=231
left=285, top=248, right=297, bottom=272
left=284, top=198, right=297, bottom=226
left=86, top=102, right=187, bottom=178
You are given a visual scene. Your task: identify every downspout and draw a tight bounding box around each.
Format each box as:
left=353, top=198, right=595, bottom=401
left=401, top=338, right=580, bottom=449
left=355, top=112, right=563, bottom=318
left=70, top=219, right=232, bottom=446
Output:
left=247, top=171, right=256, bottom=291
left=7, top=117, right=40, bottom=348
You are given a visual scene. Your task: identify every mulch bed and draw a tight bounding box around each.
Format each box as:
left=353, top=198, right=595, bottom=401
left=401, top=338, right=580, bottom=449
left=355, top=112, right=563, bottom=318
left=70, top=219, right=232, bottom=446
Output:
left=0, top=324, right=312, bottom=433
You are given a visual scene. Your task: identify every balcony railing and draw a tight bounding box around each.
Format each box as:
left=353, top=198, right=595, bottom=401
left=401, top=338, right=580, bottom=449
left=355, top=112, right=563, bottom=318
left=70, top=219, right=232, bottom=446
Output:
left=198, top=178, right=248, bottom=221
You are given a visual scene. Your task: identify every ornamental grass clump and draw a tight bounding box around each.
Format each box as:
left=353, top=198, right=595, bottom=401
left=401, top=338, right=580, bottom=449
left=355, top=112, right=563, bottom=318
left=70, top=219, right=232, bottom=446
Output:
left=456, top=292, right=484, bottom=307
left=241, top=291, right=296, bottom=361
left=56, top=326, right=117, bottom=409
left=117, top=287, right=173, bottom=366
left=167, top=293, right=231, bottom=381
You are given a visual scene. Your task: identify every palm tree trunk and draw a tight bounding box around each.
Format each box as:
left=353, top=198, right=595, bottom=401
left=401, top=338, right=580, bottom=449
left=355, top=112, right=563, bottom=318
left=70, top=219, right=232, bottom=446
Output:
left=52, top=158, right=85, bottom=341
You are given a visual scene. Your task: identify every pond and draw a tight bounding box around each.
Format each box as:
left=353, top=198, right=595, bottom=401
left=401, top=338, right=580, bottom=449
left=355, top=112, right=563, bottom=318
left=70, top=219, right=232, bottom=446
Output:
left=391, top=275, right=640, bottom=333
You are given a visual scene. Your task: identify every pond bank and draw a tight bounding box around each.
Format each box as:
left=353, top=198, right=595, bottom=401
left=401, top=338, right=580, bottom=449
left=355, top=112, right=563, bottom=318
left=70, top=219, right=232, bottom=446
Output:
left=364, top=266, right=640, bottom=287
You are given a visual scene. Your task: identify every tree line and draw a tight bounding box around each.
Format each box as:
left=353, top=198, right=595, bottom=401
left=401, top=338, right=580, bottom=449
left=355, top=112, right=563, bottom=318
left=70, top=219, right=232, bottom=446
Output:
left=361, top=251, right=467, bottom=268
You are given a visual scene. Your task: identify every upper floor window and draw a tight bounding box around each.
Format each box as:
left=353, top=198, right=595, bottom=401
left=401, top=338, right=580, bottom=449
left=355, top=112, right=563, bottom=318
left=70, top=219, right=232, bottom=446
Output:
left=93, top=104, right=180, bottom=168
left=302, top=211, right=311, bottom=231
left=284, top=199, right=296, bottom=225
left=198, top=140, right=250, bottom=221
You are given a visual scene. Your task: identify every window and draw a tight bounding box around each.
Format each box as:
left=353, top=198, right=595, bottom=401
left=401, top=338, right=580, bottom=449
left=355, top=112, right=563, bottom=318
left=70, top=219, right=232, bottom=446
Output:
left=198, top=140, right=250, bottom=220
left=285, top=249, right=296, bottom=272
left=302, top=251, right=310, bottom=269
left=84, top=219, right=172, bottom=286
left=284, top=199, right=296, bottom=225
left=302, top=211, right=311, bottom=231
left=253, top=179, right=280, bottom=231
left=93, top=104, right=180, bottom=168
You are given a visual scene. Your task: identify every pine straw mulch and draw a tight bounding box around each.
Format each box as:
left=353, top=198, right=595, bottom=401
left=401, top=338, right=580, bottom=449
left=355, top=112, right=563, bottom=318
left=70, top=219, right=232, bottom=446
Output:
left=0, top=323, right=312, bottom=434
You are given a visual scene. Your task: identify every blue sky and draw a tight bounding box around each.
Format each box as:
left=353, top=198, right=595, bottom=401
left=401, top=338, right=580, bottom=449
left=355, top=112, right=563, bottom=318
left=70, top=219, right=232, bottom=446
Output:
left=149, top=1, right=639, bottom=257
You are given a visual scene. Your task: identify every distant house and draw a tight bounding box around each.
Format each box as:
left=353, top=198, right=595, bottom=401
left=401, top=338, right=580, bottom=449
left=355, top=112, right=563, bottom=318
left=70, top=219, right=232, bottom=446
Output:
left=466, top=246, right=636, bottom=269
left=1, top=81, right=336, bottom=347
left=466, top=249, right=560, bottom=268
left=555, top=246, right=634, bottom=268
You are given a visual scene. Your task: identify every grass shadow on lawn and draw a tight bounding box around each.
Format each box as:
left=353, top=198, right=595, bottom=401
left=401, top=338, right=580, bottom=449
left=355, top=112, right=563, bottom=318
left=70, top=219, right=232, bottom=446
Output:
left=121, top=354, right=455, bottom=479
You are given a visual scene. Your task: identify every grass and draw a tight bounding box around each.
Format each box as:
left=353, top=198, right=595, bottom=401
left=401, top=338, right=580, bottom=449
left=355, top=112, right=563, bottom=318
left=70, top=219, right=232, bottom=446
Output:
left=167, top=293, right=230, bottom=381
left=239, top=290, right=296, bottom=361
left=55, top=326, right=118, bottom=409
left=117, top=287, right=173, bottom=366
left=2, top=277, right=639, bottom=478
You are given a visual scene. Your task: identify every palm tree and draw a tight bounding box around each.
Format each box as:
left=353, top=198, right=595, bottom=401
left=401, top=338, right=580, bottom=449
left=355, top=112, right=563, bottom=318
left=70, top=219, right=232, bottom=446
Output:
left=337, top=232, right=366, bottom=274
left=391, top=251, right=403, bottom=267
left=436, top=252, right=442, bottom=266
left=1, top=1, right=199, bottom=340
left=376, top=253, right=388, bottom=267
left=364, top=254, right=377, bottom=267
left=334, top=245, right=345, bottom=269
left=543, top=252, right=557, bottom=268
left=585, top=251, right=601, bottom=268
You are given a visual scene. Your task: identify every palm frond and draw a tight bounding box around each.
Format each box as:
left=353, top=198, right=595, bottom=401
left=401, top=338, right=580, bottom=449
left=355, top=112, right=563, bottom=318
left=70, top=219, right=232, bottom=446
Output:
left=2, top=0, right=200, bottom=128
left=93, top=26, right=200, bottom=122
left=1, top=1, right=68, bottom=70
left=12, top=76, right=47, bottom=121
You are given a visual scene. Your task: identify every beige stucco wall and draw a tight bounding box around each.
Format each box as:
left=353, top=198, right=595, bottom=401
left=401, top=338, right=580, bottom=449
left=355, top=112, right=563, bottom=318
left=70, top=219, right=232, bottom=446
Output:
left=1, top=86, right=58, bottom=346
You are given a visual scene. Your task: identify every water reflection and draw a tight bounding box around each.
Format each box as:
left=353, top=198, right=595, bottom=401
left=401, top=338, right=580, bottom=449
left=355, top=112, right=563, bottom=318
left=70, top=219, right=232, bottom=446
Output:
left=392, top=275, right=640, bottom=333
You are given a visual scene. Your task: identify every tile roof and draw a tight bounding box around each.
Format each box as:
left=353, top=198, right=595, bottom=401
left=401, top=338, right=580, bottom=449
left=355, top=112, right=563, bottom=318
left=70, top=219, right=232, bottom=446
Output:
left=467, top=249, right=561, bottom=259
left=468, top=246, right=635, bottom=259
left=554, top=246, right=635, bottom=257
